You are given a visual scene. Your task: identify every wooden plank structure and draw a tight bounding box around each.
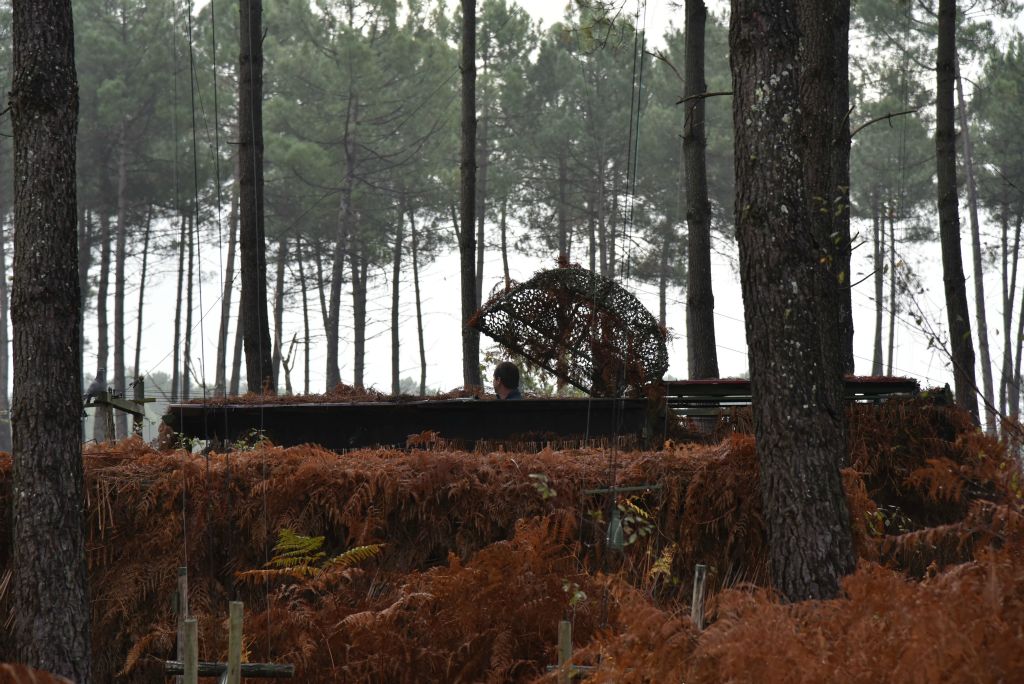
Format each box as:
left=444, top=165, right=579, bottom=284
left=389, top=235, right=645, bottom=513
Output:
left=85, top=376, right=156, bottom=439
left=164, top=397, right=654, bottom=451
left=164, top=377, right=918, bottom=451
left=663, top=376, right=920, bottom=415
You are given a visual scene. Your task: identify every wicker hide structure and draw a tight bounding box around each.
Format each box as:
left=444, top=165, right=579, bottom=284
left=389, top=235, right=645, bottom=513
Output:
left=470, top=266, right=669, bottom=396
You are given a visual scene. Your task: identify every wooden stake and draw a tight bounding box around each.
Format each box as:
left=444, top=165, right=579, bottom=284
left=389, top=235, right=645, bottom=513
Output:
left=183, top=618, right=198, bottom=684
left=557, top=619, right=572, bottom=684
left=226, top=601, right=243, bottom=684
left=176, top=566, right=189, bottom=684
left=691, top=563, right=707, bottom=630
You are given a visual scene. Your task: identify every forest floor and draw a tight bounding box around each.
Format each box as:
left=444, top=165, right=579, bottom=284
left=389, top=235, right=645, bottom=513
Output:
left=1, top=398, right=1022, bottom=682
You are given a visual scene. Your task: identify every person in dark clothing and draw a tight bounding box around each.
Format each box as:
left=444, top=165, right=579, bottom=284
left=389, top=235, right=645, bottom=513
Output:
left=492, top=361, right=522, bottom=400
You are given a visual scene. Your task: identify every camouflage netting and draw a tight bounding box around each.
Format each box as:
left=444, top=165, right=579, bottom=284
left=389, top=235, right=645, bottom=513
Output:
left=469, top=265, right=669, bottom=396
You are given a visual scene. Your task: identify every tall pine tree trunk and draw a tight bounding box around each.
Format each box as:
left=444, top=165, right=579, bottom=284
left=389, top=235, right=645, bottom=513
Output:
left=0, top=160, right=11, bottom=452
left=214, top=154, right=240, bottom=396
left=0, top=221, right=10, bottom=452
left=683, top=0, right=719, bottom=380
left=998, top=206, right=1020, bottom=417
left=871, top=198, right=884, bottom=375
left=500, top=198, right=510, bottom=289
left=730, top=0, right=854, bottom=602
left=887, top=205, right=897, bottom=376
left=587, top=203, right=597, bottom=274
left=935, top=0, right=979, bottom=421
left=956, top=61, right=995, bottom=432
left=114, top=123, right=128, bottom=438
left=832, top=0, right=854, bottom=374
left=1012, top=278, right=1024, bottom=420
left=297, top=236, right=310, bottom=395
left=229, top=312, right=243, bottom=395
left=182, top=214, right=194, bottom=401
left=238, top=0, right=274, bottom=394
left=171, top=215, right=185, bottom=402
left=410, top=209, right=427, bottom=395
left=326, top=99, right=356, bottom=390
left=133, top=210, right=151, bottom=387
left=658, top=227, right=669, bottom=328
left=459, top=0, right=481, bottom=388
left=77, top=208, right=92, bottom=389
left=93, top=213, right=110, bottom=441
left=351, top=246, right=367, bottom=389
left=557, top=152, right=569, bottom=258
left=271, top=235, right=288, bottom=391
left=391, top=219, right=404, bottom=395
left=475, top=107, right=488, bottom=307
left=10, top=0, right=91, bottom=672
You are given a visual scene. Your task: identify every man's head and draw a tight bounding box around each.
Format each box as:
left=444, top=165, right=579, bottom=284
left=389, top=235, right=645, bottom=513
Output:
left=492, top=360, right=520, bottom=399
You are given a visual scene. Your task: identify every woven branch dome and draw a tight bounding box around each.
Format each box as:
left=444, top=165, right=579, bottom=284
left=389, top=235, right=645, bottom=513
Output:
left=469, top=266, right=669, bottom=396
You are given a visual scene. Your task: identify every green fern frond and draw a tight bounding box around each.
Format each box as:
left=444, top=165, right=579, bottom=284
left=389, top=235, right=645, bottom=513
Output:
left=236, top=530, right=383, bottom=584
left=236, top=566, right=319, bottom=583
left=268, top=553, right=326, bottom=570
left=325, top=543, right=385, bottom=570
left=273, top=528, right=326, bottom=558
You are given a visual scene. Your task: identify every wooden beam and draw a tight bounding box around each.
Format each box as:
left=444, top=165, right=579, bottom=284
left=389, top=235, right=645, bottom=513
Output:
left=163, top=662, right=295, bottom=678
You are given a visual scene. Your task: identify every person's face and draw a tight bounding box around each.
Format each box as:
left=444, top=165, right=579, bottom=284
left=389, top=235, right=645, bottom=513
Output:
left=492, top=374, right=503, bottom=394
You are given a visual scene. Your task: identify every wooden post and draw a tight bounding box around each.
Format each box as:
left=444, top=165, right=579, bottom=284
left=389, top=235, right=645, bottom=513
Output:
left=176, top=566, right=189, bottom=684
left=183, top=618, right=198, bottom=684
left=226, top=601, right=243, bottom=684
left=691, top=563, right=707, bottom=630
left=99, top=389, right=115, bottom=442
left=556, top=619, right=572, bottom=684
left=133, top=376, right=145, bottom=435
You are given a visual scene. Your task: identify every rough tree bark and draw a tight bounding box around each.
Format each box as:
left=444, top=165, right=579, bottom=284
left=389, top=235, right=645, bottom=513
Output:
left=683, top=0, right=719, bottom=380
left=10, top=0, right=91, bottom=674
left=796, top=0, right=850, bottom=451
left=459, top=0, right=481, bottom=388
left=729, top=0, right=855, bottom=602
left=935, top=0, right=979, bottom=421
left=238, top=0, right=274, bottom=394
